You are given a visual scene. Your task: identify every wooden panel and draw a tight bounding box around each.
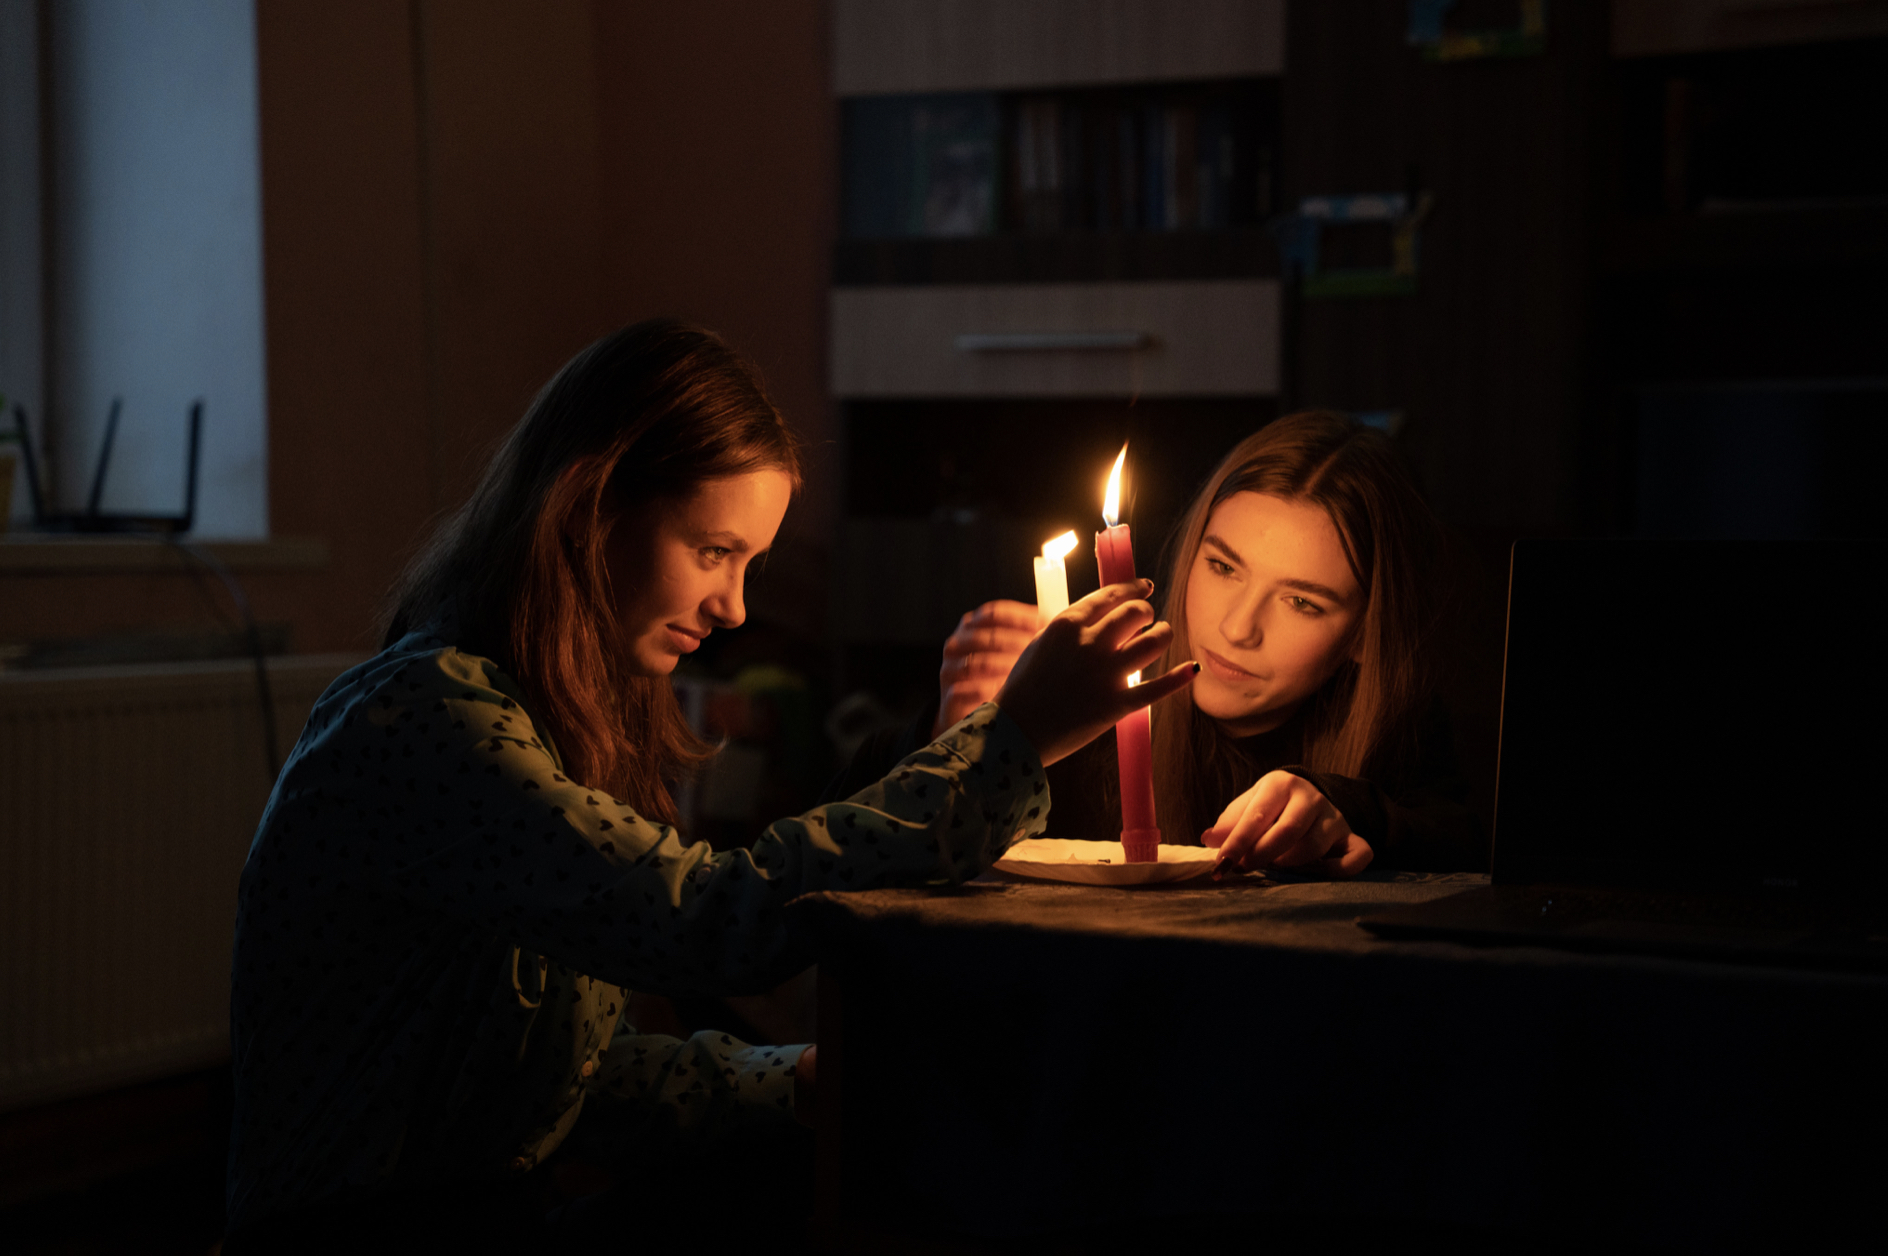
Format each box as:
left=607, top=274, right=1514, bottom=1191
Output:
left=831, top=280, right=1278, bottom=397
left=592, top=1, right=839, bottom=563
left=1612, top=0, right=1888, bottom=57
left=415, top=0, right=609, bottom=512
left=254, top=0, right=433, bottom=656
left=833, top=0, right=1284, bottom=95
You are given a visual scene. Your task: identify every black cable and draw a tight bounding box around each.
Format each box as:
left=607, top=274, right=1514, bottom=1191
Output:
left=167, top=538, right=282, bottom=784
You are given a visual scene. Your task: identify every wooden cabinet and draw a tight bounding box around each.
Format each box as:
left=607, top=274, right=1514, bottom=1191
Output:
left=833, top=0, right=1283, bottom=94
left=828, top=2, right=1287, bottom=667
left=831, top=279, right=1278, bottom=398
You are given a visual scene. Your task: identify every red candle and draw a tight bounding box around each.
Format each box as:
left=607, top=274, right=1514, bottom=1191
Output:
left=1095, top=447, right=1159, bottom=863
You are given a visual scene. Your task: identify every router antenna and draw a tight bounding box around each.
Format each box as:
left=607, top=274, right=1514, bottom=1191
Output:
left=180, top=400, right=202, bottom=534
left=87, top=397, right=122, bottom=516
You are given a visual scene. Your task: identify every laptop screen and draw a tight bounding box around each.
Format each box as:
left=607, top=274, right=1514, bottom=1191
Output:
left=1492, top=540, right=1884, bottom=899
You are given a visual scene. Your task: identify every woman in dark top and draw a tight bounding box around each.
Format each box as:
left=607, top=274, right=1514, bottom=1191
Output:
left=224, top=320, right=1196, bottom=1252
left=913, top=411, right=1486, bottom=875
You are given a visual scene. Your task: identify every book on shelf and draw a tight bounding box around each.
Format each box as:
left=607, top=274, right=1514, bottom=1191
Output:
left=842, top=81, right=1275, bottom=240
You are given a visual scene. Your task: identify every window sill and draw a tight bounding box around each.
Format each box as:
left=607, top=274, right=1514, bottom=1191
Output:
left=0, top=535, right=329, bottom=574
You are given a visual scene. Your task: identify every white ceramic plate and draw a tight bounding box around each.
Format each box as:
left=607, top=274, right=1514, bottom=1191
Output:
left=993, top=838, right=1218, bottom=886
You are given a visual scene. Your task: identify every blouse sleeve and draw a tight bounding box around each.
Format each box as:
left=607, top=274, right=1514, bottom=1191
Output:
left=1287, top=768, right=1489, bottom=873
left=1283, top=703, right=1490, bottom=873
left=580, top=1028, right=808, bottom=1152
left=289, top=645, right=1048, bottom=997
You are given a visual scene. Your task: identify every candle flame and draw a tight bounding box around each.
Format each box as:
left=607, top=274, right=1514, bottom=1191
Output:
left=1102, top=444, right=1127, bottom=526
left=1041, top=530, right=1078, bottom=562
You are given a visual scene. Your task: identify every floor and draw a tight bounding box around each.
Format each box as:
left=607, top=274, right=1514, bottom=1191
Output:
left=0, top=1070, right=229, bottom=1256
left=3, top=1156, right=226, bottom=1256
left=0, top=994, right=787, bottom=1256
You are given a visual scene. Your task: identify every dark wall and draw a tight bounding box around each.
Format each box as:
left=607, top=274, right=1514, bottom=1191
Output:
left=1282, top=0, right=1609, bottom=535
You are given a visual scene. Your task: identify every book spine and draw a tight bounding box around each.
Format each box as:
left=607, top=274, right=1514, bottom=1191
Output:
left=1143, top=104, right=1165, bottom=230
left=1118, top=108, right=1139, bottom=231
left=1172, top=103, right=1198, bottom=230
left=1198, top=105, right=1229, bottom=229
left=1027, top=98, right=1042, bottom=230
left=1062, top=101, right=1084, bottom=231
left=1042, top=100, right=1062, bottom=232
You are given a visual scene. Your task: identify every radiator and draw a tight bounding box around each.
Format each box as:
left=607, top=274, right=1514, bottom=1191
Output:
left=0, top=655, right=359, bottom=1113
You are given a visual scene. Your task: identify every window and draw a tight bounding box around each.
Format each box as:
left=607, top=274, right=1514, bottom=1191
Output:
left=0, top=0, right=267, bottom=538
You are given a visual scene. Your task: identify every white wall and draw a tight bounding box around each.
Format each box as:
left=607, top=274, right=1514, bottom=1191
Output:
left=48, top=0, right=267, bottom=537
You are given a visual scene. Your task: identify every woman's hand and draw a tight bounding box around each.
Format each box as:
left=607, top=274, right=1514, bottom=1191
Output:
left=993, top=580, right=1196, bottom=767
left=1205, top=770, right=1374, bottom=878
left=935, top=599, right=1040, bottom=738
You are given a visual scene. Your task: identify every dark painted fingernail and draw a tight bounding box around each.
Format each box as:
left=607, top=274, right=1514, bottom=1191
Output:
left=1192, top=661, right=1202, bottom=673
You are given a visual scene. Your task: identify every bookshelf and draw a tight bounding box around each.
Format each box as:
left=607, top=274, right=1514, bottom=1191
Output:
left=1601, top=21, right=1888, bottom=539
left=828, top=1, right=1285, bottom=692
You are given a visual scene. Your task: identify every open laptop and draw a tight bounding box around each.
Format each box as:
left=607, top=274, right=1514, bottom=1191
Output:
left=1358, top=539, right=1888, bottom=971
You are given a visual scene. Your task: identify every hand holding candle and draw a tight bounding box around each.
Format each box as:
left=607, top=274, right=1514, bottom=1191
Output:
left=991, top=580, right=1197, bottom=769
left=935, top=531, right=1081, bottom=737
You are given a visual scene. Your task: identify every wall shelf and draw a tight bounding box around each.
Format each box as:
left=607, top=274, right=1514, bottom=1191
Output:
left=833, top=0, right=1283, bottom=96
left=834, top=226, right=1280, bottom=286
left=0, top=535, right=329, bottom=575
left=1611, top=0, right=1888, bottom=58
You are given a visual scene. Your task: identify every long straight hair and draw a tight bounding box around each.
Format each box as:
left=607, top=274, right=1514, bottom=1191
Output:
left=1151, top=412, right=1442, bottom=842
left=381, top=319, right=803, bottom=825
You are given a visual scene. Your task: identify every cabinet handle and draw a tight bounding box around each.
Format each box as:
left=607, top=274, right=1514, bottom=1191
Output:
left=954, top=331, right=1153, bottom=352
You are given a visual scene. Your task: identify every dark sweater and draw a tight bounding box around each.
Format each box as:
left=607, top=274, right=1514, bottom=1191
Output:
left=826, top=699, right=1489, bottom=874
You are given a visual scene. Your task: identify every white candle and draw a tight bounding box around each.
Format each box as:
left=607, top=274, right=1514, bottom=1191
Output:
left=1033, top=530, right=1078, bottom=624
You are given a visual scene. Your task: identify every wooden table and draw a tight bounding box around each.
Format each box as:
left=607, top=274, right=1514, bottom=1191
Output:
left=798, top=871, right=1887, bottom=1252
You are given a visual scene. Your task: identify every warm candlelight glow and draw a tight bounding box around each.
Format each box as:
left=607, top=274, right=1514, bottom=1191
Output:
left=1102, top=445, right=1128, bottom=527
left=1033, top=530, right=1079, bottom=622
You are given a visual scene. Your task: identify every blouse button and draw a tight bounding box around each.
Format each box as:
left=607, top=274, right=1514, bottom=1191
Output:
left=580, top=1059, right=596, bottom=1078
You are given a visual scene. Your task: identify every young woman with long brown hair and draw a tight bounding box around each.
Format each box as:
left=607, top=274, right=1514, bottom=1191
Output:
left=224, top=319, right=1195, bottom=1253
left=921, top=410, right=1484, bottom=876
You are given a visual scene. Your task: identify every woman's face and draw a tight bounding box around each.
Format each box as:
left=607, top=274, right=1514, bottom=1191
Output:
left=606, top=469, right=793, bottom=677
left=1183, top=491, right=1363, bottom=737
